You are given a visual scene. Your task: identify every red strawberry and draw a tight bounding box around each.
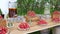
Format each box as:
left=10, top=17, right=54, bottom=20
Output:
left=25, top=23, right=29, bottom=28
left=23, top=23, right=27, bottom=29
left=19, top=24, right=24, bottom=29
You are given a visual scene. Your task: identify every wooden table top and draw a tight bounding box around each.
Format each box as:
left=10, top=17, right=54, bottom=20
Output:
left=8, top=20, right=60, bottom=34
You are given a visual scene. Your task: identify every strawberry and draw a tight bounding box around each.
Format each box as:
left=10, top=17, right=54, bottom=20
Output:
left=19, top=24, right=24, bottom=29
left=23, top=23, right=26, bottom=29
left=25, top=23, right=30, bottom=28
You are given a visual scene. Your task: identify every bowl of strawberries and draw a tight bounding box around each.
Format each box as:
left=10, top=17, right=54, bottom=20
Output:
left=52, top=10, right=60, bottom=23
left=0, top=26, right=8, bottom=34
left=18, top=22, right=30, bottom=31
left=37, top=19, right=47, bottom=26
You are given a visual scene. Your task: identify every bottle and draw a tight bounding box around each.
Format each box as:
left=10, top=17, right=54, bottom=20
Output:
left=8, top=0, right=17, bottom=18
left=44, top=2, right=50, bottom=14
left=44, top=2, right=51, bottom=19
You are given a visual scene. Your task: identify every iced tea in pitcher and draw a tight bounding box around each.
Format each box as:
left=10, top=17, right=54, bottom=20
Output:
left=8, top=0, right=17, bottom=18
left=9, top=8, right=17, bottom=17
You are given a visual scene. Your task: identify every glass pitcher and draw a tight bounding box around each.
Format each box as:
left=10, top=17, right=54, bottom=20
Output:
left=8, top=0, right=17, bottom=18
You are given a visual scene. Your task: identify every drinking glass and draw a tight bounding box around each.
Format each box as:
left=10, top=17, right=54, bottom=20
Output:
left=7, top=18, right=14, bottom=34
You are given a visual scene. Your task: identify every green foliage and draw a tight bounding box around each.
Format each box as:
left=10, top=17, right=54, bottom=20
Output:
left=17, top=0, right=44, bottom=15
left=55, top=0, right=60, bottom=11
left=0, top=9, right=2, bottom=14
left=17, top=0, right=60, bottom=15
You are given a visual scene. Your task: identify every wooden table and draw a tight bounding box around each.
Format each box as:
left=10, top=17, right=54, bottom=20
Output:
left=10, top=20, right=60, bottom=34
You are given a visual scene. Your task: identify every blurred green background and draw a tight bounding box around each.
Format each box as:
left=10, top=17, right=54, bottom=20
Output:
left=17, top=0, right=60, bottom=15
